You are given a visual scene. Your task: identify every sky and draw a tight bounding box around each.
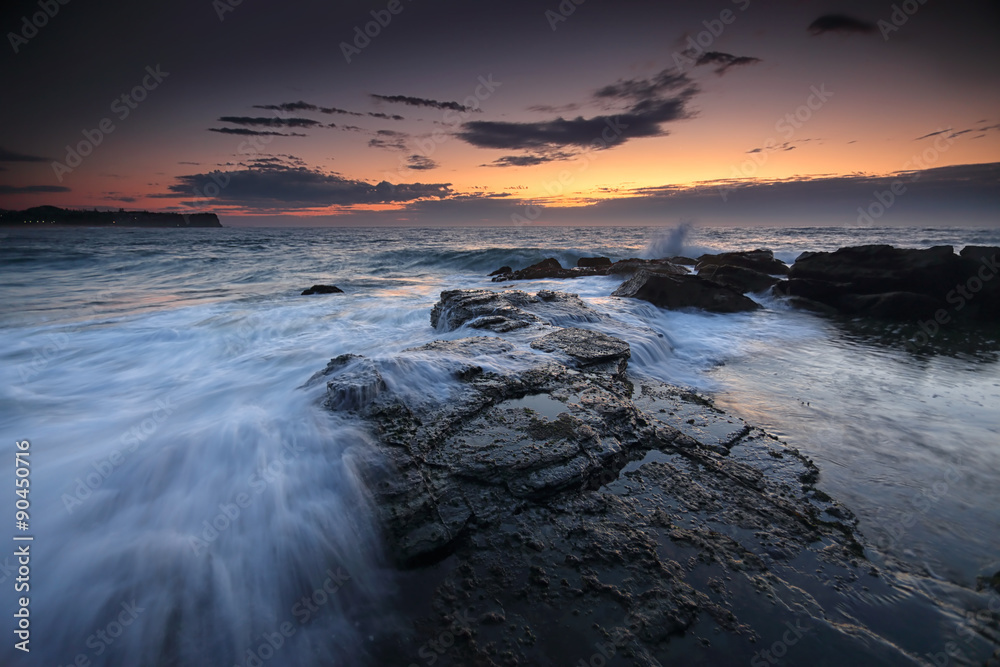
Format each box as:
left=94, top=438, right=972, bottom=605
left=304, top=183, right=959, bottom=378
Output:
left=1, top=0, right=998, bottom=226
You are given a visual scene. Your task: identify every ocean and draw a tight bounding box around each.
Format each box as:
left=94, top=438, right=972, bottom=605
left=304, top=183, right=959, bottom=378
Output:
left=1, top=224, right=999, bottom=665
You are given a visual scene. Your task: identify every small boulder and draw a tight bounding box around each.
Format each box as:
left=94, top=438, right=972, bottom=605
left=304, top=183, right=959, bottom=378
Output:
left=488, top=266, right=513, bottom=277
left=577, top=256, right=612, bottom=268
left=612, top=270, right=760, bottom=313
left=302, top=284, right=343, bottom=295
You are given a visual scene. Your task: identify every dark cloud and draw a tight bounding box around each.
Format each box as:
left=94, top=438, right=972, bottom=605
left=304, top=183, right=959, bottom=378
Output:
left=694, top=51, right=762, bottom=75
left=915, top=124, right=1000, bottom=141
left=0, top=147, right=48, bottom=162
left=368, top=130, right=409, bottom=151
left=162, top=166, right=451, bottom=210
left=217, top=117, right=322, bottom=128
left=208, top=128, right=307, bottom=137
left=254, top=102, right=365, bottom=117
left=594, top=69, right=692, bottom=103
left=367, top=112, right=405, bottom=120
left=527, top=103, right=581, bottom=114
left=486, top=155, right=557, bottom=167
left=808, top=14, right=876, bottom=35
left=459, top=67, right=696, bottom=162
left=405, top=155, right=438, bottom=170
left=372, top=94, right=474, bottom=113
left=0, top=185, right=71, bottom=194
left=252, top=101, right=319, bottom=112
left=322, top=107, right=364, bottom=117
left=458, top=98, right=691, bottom=151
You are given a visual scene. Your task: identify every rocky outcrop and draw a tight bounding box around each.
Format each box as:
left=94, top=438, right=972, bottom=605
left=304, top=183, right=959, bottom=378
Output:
left=612, top=269, right=761, bottom=312
left=490, top=257, right=577, bottom=281
left=776, top=245, right=1000, bottom=321
left=430, top=289, right=607, bottom=333
left=697, top=264, right=782, bottom=293
left=489, top=257, right=688, bottom=282
left=315, top=298, right=917, bottom=665
left=577, top=256, right=612, bottom=268
left=696, top=249, right=790, bottom=275
left=605, top=258, right=689, bottom=276
left=301, top=284, right=343, bottom=295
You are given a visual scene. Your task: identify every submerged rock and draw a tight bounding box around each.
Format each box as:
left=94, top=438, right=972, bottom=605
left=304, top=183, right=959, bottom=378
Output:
left=301, top=284, right=343, bottom=295
left=612, top=269, right=761, bottom=312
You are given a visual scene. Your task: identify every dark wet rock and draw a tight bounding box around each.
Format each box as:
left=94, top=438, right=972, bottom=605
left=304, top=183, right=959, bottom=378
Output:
left=321, top=294, right=989, bottom=665
left=430, top=289, right=607, bottom=333
left=779, top=245, right=1000, bottom=322
left=312, top=354, right=384, bottom=411
left=530, top=327, right=630, bottom=378
left=612, top=269, right=761, bottom=313
left=578, top=256, right=612, bottom=268
left=322, top=316, right=934, bottom=665
left=605, top=258, right=689, bottom=276
left=670, top=255, right=698, bottom=266
left=696, top=249, right=790, bottom=275
left=839, top=292, right=945, bottom=320
left=490, top=257, right=688, bottom=282
left=492, top=257, right=576, bottom=281
left=697, top=264, right=782, bottom=294
left=790, top=245, right=965, bottom=294
left=431, top=289, right=543, bottom=333
left=301, top=284, right=343, bottom=295
left=960, top=245, right=999, bottom=264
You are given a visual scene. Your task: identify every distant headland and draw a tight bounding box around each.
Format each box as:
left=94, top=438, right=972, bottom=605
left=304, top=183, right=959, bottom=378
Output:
left=0, top=206, right=222, bottom=228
